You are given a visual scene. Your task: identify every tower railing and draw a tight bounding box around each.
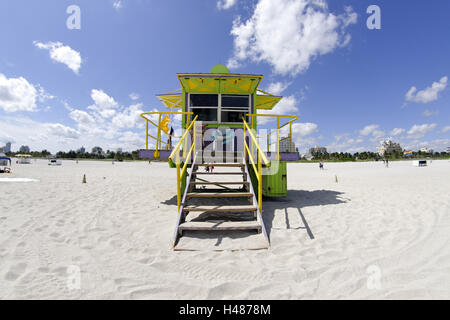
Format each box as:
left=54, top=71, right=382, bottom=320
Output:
left=140, top=111, right=194, bottom=159
left=246, top=114, right=299, bottom=160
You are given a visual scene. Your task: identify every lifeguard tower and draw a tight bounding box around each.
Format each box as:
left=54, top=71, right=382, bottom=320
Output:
left=139, top=65, right=300, bottom=250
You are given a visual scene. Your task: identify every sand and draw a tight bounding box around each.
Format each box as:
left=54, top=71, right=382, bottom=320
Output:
left=0, top=159, right=449, bottom=299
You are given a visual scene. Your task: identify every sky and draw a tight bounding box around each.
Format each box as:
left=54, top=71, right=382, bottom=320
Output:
left=0, top=0, right=449, bottom=154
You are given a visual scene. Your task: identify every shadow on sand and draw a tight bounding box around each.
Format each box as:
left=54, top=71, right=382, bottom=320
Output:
left=161, top=189, right=349, bottom=242
left=160, top=195, right=178, bottom=206
left=262, top=190, right=349, bottom=240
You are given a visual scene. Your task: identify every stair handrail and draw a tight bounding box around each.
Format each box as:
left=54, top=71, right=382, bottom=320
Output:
left=168, top=115, right=199, bottom=211
left=242, top=118, right=269, bottom=213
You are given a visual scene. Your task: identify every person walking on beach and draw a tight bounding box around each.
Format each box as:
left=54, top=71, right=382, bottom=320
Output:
left=211, top=166, right=214, bottom=173
left=385, top=159, right=389, bottom=168
left=319, top=161, right=324, bottom=170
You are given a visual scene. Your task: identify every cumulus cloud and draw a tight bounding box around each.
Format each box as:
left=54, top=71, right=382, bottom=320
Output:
left=34, top=41, right=82, bottom=74
left=258, top=94, right=299, bottom=124
left=0, top=73, right=38, bottom=112
left=291, top=123, right=318, bottom=137
left=67, top=93, right=148, bottom=149
left=404, top=138, right=450, bottom=152
left=217, top=0, right=237, bottom=10
left=390, top=128, right=405, bottom=136
left=407, top=123, right=437, bottom=139
left=228, top=0, right=357, bottom=75
left=69, top=109, right=100, bottom=135
left=111, top=103, right=145, bottom=129
left=70, top=109, right=95, bottom=125
left=118, top=131, right=145, bottom=147
left=359, top=124, right=379, bottom=136
left=45, top=123, right=80, bottom=139
left=326, top=134, right=365, bottom=153
left=405, top=76, right=447, bottom=104
left=87, top=89, right=118, bottom=118
left=265, top=82, right=290, bottom=95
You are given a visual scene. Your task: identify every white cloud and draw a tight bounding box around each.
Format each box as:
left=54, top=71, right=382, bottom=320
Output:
left=69, top=109, right=101, bottom=135
left=111, top=103, right=145, bottom=129
left=217, top=0, right=237, bottom=10
left=45, top=123, right=80, bottom=139
left=359, top=124, right=379, bottom=136
left=36, top=85, right=55, bottom=103
left=0, top=116, right=86, bottom=152
left=326, top=135, right=366, bottom=153
left=265, top=81, right=290, bottom=95
left=118, top=131, right=144, bottom=147
left=258, top=95, right=299, bottom=124
left=34, top=41, right=82, bottom=74
left=441, top=126, right=450, bottom=133
left=0, top=74, right=38, bottom=112
left=291, top=122, right=318, bottom=137
left=405, top=76, right=447, bottom=104
left=404, top=138, right=450, bottom=152
left=87, top=89, right=118, bottom=118
left=423, top=109, right=439, bottom=117
left=369, top=129, right=385, bottom=142
left=228, top=0, right=357, bottom=75
left=390, top=128, right=405, bottom=136
left=113, top=0, right=123, bottom=10
left=270, top=95, right=298, bottom=114
left=70, top=109, right=95, bottom=126
left=129, top=93, right=140, bottom=100
left=407, top=123, right=437, bottom=139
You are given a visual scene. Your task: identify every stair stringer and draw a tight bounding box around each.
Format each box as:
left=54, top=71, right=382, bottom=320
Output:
left=171, top=152, right=198, bottom=248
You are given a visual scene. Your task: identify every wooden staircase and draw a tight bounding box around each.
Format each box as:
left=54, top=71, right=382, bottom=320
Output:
left=172, top=155, right=270, bottom=251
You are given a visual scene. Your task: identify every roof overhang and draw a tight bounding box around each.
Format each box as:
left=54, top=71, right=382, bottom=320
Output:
left=177, top=73, right=263, bottom=94
left=155, top=73, right=283, bottom=111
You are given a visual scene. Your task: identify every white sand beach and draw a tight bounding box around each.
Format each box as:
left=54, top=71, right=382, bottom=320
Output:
left=0, top=159, right=449, bottom=299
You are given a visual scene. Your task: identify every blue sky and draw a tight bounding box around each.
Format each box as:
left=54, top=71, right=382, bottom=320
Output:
left=0, top=0, right=449, bottom=153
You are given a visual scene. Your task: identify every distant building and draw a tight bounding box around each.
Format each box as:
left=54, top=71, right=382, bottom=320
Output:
left=279, top=138, right=295, bottom=153
left=77, top=146, right=86, bottom=154
left=19, top=145, right=30, bottom=153
left=378, top=139, right=402, bottom=156
left=0, top=142, right=11, bottom=153
left=419, top=147, right=433, bottom=153
left=91, top=146, right=103, bottom=155
left=116, top=148, right=123, bottom=153
left=309, top=145, right=327, bottom=156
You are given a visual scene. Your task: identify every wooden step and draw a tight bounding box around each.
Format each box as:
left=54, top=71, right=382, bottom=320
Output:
left=190, top=181, right=249, bottom=185
left=183, top=205, right=257, bottom=213
left=186, top=192, right=253, bottom=198
left=196, top=163, right=244, bottom=167
left=179, top=221, right=261, bottom=232
left=194, top=172, right=244, bottom=175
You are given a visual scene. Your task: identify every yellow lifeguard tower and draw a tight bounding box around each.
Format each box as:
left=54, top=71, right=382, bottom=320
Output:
left=139, top=65, right=300, bottom=250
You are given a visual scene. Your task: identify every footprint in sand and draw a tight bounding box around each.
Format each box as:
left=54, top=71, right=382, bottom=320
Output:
left=4, top=262, right=27, bottom=281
